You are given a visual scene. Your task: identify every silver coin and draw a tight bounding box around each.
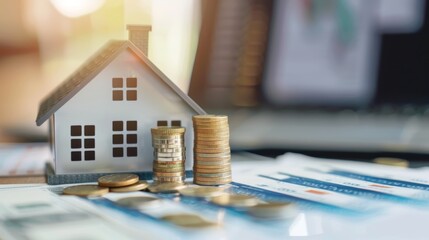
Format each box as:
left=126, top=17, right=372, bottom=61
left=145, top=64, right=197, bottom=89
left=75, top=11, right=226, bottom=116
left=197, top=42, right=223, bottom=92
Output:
left=153, top=143, right=185, bottom=149
left=156, top=157, right=186, bottom=161
left=155, top=148, right=186, bottom=153
left=152, top=135, right=184, bottom=140
left=152, top=139, right=184, bottom=144
left=154, top=152, right=186, bottom=158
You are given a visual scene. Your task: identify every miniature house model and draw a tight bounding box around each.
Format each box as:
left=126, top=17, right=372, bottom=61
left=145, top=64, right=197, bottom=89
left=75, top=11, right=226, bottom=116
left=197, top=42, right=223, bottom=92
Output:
left=36, top=25, right=205, bottom=180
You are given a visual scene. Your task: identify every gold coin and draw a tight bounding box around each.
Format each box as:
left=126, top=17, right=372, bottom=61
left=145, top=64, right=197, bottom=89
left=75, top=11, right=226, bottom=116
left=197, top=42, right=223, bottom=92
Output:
left=153, top=172, right=185, bottom=177
left=98, top=174, right=139, bottom=187
left=154, top=152, right=185, bottom=158
left=210, top=194, right=259, bottom=207
left=194, top=143, right=230, bottom=149
left=194, top=167, right=231, bottom=173
left=193, top=115, right=228, bottom=121
left=195, top=152, right=231, bottom=158
left=179, top=186, right=226, bottom=198
left=194, top=163, right=231, bottom=169
left=195, top=132, right=229, bottom=138
left=109, top=180, right=149, bottom=193
left=195, top=128, right=229, bottom=134
left=246, top=202, right=298, bottom=219
left=151, top=127, right=185, bottom=135
left=195, top=140, right=230, bottom=145
left=373, top=157, right=409, bottom=168
left=160, top=213, right=219, bottom=228
left=63, top=185, right=109, bottom=197
left=194, top=179, right=232, bottom=186
left=194, top=137, right=229, bottom=141
left=194, top=172, right=231, bottom=178
left=148, top=182, right=186, bottom=193
left=194, top=148, right=231, bottom=154
left=153, top=160, right=184, bottom=165
left=194, top=159, right=231, bottom=165
left=116, top=196, right=162, bottom=209
left=153, top=167, right=185, bottom=173
left=194, top=156, right=231, bottom=161
left=194, top=175, right=231, bottom=181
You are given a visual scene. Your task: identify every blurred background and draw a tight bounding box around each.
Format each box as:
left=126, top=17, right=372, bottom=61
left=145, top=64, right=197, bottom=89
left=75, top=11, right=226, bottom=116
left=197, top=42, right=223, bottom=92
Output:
left=1, top=0, right=429, bottom=157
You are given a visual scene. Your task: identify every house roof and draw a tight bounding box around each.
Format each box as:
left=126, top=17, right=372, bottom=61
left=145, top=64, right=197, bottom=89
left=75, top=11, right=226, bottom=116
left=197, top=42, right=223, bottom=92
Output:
left=36, top=40, right=206, bottom=126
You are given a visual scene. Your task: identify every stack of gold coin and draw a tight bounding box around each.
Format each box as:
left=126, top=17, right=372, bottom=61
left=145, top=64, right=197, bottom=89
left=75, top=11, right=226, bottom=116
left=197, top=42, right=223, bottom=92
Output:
left=151, top=127, right=186, bottom=183
left=193, top=115, right=232, bottom=185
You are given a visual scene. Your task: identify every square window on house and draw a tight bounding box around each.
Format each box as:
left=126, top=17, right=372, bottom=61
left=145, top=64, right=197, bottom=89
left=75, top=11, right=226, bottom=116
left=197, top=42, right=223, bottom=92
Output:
left=126, top=90, right=137, bottom=101
left=127, top=121, right=137, bottom=131
left=171, top=120, right=181, bottom=127
left=157, top=120, right=168, bottom=127
left=126, top=78, right=137, bottom=87
left=84, top=125, right=95, bottom=136
left=71, top=139, right=81, bottom=149
left=112, top=134, right=124, bottom=144
left=113, top=90, right=123, bottom=101
left=71, top=151, right=81, bottom=161
left=127, top=134, right=137, bottom=144
left=84, top=139, right=95, bottom=148
left=84, top=151, right=95, bottom=161
left=70, top=126, right=82, bottom=136
left=113, top=147, right=124, bottom=157
left=112, top=121, right=123, bottom=131
left=112, top=78, right=123, bottom=88
left=127, top=147, right=138, bottom=157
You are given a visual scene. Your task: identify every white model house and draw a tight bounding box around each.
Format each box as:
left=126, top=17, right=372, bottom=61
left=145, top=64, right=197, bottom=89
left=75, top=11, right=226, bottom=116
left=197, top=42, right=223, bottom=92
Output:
left=36, top=25, right=205, bottom=177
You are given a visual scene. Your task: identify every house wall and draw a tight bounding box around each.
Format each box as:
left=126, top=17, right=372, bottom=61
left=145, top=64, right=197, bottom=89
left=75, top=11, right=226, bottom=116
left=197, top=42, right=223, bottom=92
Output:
left=54, top=49, right=197, bottom=174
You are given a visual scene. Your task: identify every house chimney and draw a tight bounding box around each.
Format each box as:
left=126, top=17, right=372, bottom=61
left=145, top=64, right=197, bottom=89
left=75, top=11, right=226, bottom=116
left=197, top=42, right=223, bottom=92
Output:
left=127, top=25, right=152, bottom=56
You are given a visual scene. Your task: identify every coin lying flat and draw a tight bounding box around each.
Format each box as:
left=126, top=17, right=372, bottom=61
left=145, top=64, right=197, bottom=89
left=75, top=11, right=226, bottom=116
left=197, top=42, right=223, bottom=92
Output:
left=116, top=196, right=162, bottom=209
left=98, top=173, right=140, bottom=187
left=373, top=157, right=409, bottom=168
left=148, top=182, right=186, bottom=193
left=160, top=213, right=219, bottom=228
left=63, top=185, right=109, bottom=197
left=178, top=186, right=226, bottom=198
left=246, top=202, right=298, bottom=219
left=210, top=194, right=259, bottom=207
left=109, top=180, right=149, bottom=193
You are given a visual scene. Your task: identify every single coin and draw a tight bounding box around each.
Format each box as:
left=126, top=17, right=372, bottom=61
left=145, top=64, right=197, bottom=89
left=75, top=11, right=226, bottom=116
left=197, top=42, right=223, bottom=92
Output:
left=373, top=157, right=409, bottom=168
left=153, top=172, right=185, bottom=177
left=210, top=194, right=259, bottom=207
left=195, top=152, right=231, bottom=158
left=193, top=163, right=231, bottom=169
left=153, top=160, right=184, bottom=165
left=63, top=185, right=109, bottom=197
left=194, top=156, right=231, bottom=161
left=155, top=157, right=185, bottom=161
left=152, top=139, right=184, bottom=144
left=154, top=152, right=186, bottom=158
left=98, top=173, right=139, bottom=187
left=246, top=202, right=298, bottom=219
left=109, top=180, right=149, bottom=193
left=154, top=148, right=185, bottom=153
left=194, top=160, right=231, bottom=166
left=151, top=127, right=185, bottom=135
left=195, top=140, right=230, bottom=146
left=152, top=143, right=184, bottom=149
left=116, top=196, right=162, bottom=209
left=195, top=128, right=230, bottom=134
left=148, top=182, right=186, bottom=193
left=193, top=115, right=228, bottom=121
left=194, top=167, right=231, bottom=173
left=194, top=179, right=232, bottom=186
left=194, top=172, right=231, bottom=178
left=152, top=135, right=184, bottom=140
left=179, top=186, right=226, bottom=198
left=194, top=144, right=230, bottom=149
left=160, top=213, right=219, bottom=228
left=154, top=167, right=185, bottom=172
left=194, top=148, right=231, bottom=154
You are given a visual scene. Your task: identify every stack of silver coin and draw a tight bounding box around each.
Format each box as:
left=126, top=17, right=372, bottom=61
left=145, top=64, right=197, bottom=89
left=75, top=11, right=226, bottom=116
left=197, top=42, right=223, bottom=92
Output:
left=151, top=127, right=186, bottom=183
